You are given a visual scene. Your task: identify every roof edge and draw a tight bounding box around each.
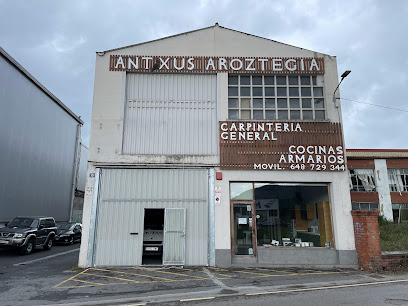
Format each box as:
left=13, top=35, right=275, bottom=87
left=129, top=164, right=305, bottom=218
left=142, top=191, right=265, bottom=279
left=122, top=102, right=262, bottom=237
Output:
left=347, top=149, right=408, bottom=153
left=0, top=46, right=83, bottom=125
left=99, top=23, right=331, bottom=57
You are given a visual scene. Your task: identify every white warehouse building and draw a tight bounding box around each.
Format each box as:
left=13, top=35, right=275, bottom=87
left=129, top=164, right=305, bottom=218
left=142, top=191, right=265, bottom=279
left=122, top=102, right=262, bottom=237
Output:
left=79, top=24, right=358, bottom=268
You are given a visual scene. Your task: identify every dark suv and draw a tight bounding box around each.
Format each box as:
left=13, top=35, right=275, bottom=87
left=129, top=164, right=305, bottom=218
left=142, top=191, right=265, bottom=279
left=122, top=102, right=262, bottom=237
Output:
left=0, top=216, right=57, bottom=255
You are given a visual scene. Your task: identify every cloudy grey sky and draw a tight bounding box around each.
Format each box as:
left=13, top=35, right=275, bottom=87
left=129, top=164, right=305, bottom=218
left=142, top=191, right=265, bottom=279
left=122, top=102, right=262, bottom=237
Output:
left=1, top=0, right=407, bottom=149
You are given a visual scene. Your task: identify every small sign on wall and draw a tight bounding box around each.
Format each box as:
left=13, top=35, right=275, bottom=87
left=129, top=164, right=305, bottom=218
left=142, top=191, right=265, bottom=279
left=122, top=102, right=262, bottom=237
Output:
left=86, top=187, right=93, bottom=196
left=215, top=187, right=221, bottom=205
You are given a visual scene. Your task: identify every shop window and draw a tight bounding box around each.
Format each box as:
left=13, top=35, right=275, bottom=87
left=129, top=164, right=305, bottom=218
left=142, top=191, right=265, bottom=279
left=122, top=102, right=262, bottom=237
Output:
left=227, top=75, right=325, bottom=120
left=388, top=169, right=408, bottom=192
left=254, top=184, right=331, bottom=248
left=231, top=183, right=254, bottom=200
left=231, top=183, right=333, bottom=250
left=349, top=169, right=376, bottom=191
left=392, top=204, right=408, bottom=223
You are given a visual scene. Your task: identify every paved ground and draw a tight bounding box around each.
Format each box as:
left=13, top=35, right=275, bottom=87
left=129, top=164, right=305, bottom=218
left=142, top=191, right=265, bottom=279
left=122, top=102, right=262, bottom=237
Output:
left=1, top=245, right=408, bottom=306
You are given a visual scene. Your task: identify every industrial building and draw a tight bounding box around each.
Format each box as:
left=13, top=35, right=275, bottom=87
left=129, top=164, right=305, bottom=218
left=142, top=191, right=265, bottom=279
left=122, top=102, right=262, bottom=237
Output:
left=79, top=24, right=357, bottom=268
left=0, top=46, right=84, bottom=225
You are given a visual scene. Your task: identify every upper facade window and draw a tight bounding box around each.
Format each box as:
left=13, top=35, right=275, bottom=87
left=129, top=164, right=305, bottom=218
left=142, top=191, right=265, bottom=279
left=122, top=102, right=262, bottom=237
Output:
left=349, top=169, right=376, bottom=192
left=388, top=169, right=408, bottom=192
left=228, top=75, right=325, bottom=120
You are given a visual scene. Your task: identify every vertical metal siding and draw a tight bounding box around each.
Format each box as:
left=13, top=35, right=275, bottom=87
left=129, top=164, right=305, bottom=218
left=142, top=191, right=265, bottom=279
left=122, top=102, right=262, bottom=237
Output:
left=0, top=54, right=78, bottom=222
left=123, top=74, right=217, bottom=155
left=94, top=169, right=209, bottom=266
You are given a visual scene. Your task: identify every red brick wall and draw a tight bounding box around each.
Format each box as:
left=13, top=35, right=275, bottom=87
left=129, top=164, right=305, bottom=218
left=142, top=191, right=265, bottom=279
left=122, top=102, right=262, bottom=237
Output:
left=347, top=159, right=375, bottom=169
left=350, top=192, right=379, bottom=203
left=386, top=159, right=408, bottom=168
left=351, top=211, right=382, bottom=271
left=382, top=254, right=408, bottom=270
left=390, top=192, right=408, bottom=203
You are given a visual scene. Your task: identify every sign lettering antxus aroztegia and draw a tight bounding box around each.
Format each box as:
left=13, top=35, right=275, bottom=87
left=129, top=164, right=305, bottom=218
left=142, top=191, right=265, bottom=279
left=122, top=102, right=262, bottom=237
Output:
left=109, top=55, right=324, bottom=74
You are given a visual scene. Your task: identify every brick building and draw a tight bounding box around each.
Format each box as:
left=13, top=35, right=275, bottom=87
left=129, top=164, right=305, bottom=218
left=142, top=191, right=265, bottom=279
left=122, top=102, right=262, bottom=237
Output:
left=347, top=149, right=408, bottom=223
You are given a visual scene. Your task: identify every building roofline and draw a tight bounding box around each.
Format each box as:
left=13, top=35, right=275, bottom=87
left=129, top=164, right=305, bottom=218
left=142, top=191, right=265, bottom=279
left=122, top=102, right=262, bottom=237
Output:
left=347, top=149, right=408, bottom=153
left=0, top=46, right=83, bottom=125
left=98, top=23, right=331, bottom=57
left=346, top=149, right=408, bottom=159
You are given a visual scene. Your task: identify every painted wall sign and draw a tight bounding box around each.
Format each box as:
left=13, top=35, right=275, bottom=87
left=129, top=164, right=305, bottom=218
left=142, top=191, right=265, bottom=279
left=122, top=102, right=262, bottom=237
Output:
left=220, top=121, right=345, bottom=171
left=109, top=55, right=324, bottom=74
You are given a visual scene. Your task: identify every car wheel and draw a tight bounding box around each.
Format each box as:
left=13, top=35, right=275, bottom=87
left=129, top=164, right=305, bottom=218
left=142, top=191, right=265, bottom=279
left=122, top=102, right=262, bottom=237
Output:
left=69, top=236, right=74, bottom=245
left=43, top=237, right=54, bottom=250
left=19, top=239, right=34, bottom=255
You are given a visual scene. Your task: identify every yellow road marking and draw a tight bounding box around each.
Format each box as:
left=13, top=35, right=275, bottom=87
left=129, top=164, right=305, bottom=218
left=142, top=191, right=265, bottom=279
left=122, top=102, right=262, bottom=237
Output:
left=53, top=268, right=91, bottom=288
left=57, top=282, right=130, bottom=289
left=85, top=272, right=141, bottom=283
left=208, top=267, right=229, bottom=272
left=81, top=272, right=211, bottom=285
left=73, top=279, right=106, bottom=286
left=246, top=267, right=293, bottom=274
left=173, top=267, right=197, bottom=272
left=58, top=284, right=98, bottom=289
left=132, top=267, right=209, bottom=280
left=180, top=297, right=215, bottom=302
left=240, top=270, right=280, bottom=277
left=213, top=273, right=235, bottom=278
left=91, top=267, right=177, bottom=281
left=246, top=279, right=408, bottom=296
left=250, top=271, right=343, bottom=278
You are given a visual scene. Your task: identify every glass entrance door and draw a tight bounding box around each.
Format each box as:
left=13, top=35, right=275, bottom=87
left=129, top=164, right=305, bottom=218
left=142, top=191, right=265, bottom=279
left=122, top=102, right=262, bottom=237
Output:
left=233, top=202, right=256, bottom=255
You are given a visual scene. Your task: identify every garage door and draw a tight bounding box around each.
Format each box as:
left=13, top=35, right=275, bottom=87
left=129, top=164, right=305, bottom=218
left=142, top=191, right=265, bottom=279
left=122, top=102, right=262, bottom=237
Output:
left=93, top=169, right=209, bottom=266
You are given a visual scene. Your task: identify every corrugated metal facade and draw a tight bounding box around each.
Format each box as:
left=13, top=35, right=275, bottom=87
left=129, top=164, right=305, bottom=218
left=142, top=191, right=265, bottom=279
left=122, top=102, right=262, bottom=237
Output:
left=123, top=74, right=217, bottom=155
left=94, top=169, right=209, bottom=266
left=0, top=51, right=80, bottom=222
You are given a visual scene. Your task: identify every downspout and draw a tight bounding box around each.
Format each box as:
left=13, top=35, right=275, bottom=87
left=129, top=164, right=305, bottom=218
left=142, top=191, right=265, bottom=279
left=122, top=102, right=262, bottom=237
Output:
left=69, top=123, right=82, bottom=222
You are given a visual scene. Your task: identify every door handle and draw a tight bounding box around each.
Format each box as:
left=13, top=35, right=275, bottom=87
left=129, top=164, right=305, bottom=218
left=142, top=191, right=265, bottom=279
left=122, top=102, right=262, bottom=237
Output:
left=130, top=233, right=138, bottom=235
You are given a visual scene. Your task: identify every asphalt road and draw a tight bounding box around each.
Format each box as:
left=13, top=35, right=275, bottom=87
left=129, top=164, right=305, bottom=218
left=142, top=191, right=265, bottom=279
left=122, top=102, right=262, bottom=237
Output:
left=0, top=245, right=407, bottom=306
left=159, top=282, right=408, bottom=306
left=0, top=242, right=80, bottom=306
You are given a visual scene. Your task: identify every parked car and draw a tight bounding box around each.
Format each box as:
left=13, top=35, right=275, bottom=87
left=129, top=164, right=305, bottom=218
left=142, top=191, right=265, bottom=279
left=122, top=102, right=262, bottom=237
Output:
left=0, top=216, right=57, bottom=255
left=55, top=222, right=82, bottom=245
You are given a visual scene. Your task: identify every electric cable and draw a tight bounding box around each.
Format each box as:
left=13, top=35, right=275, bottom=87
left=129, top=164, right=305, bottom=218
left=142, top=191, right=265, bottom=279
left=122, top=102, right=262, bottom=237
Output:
left=340, top=98, right=408, bottom=113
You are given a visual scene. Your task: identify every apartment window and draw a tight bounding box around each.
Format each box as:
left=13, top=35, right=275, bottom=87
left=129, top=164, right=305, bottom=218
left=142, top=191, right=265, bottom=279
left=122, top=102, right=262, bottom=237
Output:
left=349, top=169, right=376, bottom=191
left=388, top=169, right=408, bottom=192
left=228, top=75, right=325, bottom=120
left=352, top=202, right=379, bottom=211
left=392, top=204, right=408, bottom=223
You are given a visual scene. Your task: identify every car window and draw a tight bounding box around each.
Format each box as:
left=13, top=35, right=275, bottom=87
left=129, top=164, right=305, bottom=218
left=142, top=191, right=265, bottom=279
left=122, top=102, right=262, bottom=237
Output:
left=57, top=223, right=72, bottom=230
left=31, top=219, right=39, bottom=228
left=45, top=219, right=55, bottom=227
left=7, top=217, right=35, bottom=228
left=39, top=220, right=46, bottom=228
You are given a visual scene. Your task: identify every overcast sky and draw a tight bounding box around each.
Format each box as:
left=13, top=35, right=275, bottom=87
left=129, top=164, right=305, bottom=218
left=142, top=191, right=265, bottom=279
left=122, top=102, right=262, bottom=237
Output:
left=1, top=0, right=407, bottom=149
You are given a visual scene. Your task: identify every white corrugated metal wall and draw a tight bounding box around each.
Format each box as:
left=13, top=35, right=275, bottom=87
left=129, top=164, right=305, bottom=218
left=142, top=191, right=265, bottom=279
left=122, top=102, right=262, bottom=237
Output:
left=94, top=169, right=209, bottom=266
left=123, top=74, right=217, bottom=155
